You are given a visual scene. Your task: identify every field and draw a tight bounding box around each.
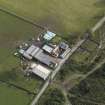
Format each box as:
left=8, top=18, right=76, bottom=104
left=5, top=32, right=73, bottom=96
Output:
left=0, top=0, right=104, bottom=35
left=0, top=9, right=43, bottom=105
left=0, top=0, right=105, bottom=105
left=0, top=83, right=33, bottom=105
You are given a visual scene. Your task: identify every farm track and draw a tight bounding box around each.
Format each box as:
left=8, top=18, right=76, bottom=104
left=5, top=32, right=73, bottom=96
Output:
left=91, top=15, right=105, bottom=33
left=80, top=58, right=105, bottom=83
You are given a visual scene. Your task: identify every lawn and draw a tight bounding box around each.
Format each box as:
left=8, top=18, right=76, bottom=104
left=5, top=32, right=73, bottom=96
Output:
left=0, top=83, right=33, bottom=105
left=0, top=0, right=104, bottom=35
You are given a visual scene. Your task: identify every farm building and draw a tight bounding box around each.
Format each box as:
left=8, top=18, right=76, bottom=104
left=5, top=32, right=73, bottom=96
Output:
left=60, top=48, right=71, bottom=59
left=18, top=31, right=70, bottom=71
left=59, top=42, right=69, bottom=50
left=29, top=63, right=51, bottom=80
left=43, top=31, right=56, bottom=41
left=34, top=49, right=58, bottom=69
left=19, top=44, right=40, bottom=60
left=42, top=44, right=54, bottom=54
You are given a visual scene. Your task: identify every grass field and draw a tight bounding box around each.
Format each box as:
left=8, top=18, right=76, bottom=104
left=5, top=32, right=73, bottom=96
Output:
left=0, top=9, right=43, bottom=105
left=0, top=83, right=33, bottom=105
left=0, top=0, right=104, bottom=35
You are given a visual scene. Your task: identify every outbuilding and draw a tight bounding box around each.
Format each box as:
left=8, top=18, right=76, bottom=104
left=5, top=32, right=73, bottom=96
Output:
left=42, top=44, right=54, bottom=54
left=30, top=63, right=51, bottom=80
left=43, top=31, right=56, bottom=41
left=34, top=49, right=58, bottom=69
left=19, top=45, right=40, bottom=60
left=59, top=42, right=69, bottom=50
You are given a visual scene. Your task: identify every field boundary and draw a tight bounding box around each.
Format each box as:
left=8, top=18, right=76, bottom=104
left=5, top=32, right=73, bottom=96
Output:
left=0, top=6, right=68, bottom=41
left=0, top=6, right=47, bottom=31
left=0, top=79, right=35, bottom=95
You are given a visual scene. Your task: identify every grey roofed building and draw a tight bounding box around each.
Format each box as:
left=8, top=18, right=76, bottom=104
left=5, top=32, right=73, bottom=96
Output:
left=60, top=48, right=71, bottom=59
left=26, top=45, right=36, bottom=54
left=30, top=47, right=40, bottom=57
left=23, top=52, right=33, bottom=60
left=59, top=42, right=69, bottom=50
left=42, top=45, right=54, bottom=54
left=33, top=49, right=58, bottom=69
left=19, top=45, right=40, bottom=60
left=29, top=63, right=51, bottom=80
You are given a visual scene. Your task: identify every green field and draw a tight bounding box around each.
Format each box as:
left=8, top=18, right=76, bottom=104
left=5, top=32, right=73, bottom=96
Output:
left=0, top=9, right=43, bottom=105
left=0, top=0, right=104, bottom=35
left=0, top=83, right=33, bottom=105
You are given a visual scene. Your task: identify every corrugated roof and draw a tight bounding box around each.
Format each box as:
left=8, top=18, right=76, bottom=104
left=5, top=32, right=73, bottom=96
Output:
left=26, top=45, right=36, bottom=54
left=23, top=52, right=32, bottom=60
left=43, top=31, right=56, bottom=41
left=59, top=42, right=69, bottom=50
left=42, top=45, right=53, bottom=53
left=31, top=64, right=51, bottom=80
left=31, top=47, right=40, bottom=56
left=19, top=45, right=40, bottom=60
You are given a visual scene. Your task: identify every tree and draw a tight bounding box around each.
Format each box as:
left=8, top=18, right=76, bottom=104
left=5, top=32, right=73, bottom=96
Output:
left=78, top=81, right=90, bottom=96
left=44, top=88, right=65, bottom=105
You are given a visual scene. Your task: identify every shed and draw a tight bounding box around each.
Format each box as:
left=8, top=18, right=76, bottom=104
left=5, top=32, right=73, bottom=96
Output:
left=19, top=49, right=25, bottom=54
left=30, top=64, right=51, bottom=80
left=23, top=52, right=32, bottom=60
left=34, top=49, right=58, bottom=69
left=26, top=45, right=36, bottom=54
left=60, top=48, right=71, bottom=59
left=42, top=45, right=53, bottom=54
left=30, top=47, right=40, bottom=56
left=19, top=45, right=40, bottom=60
left=43, top=31, right=56, bottom=41
left=59, top=42, right=69, bottom=50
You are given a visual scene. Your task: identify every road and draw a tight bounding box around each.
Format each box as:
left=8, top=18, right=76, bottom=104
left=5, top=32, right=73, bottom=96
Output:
left=30, top=38, right=87, bottom=105
left=91, top=15, right=105, bottom=33
left=80, top=58, right=105, bottom=82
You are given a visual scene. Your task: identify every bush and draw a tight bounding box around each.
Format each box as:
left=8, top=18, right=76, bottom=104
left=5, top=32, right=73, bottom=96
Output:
left=44, top=88, right=65, bottom=105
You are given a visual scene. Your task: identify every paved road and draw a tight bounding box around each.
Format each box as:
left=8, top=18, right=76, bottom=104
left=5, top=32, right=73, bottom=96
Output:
left=30, top=38, right=87, bottom=105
